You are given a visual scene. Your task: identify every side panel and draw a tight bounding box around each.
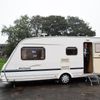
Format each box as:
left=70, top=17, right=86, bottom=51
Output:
left=2, top=70, right=60, bottom=82
left=93, top=43, right=100, bottom=73
left=64, top=42, right=84, bottom=77
left=2, top=45, right=62, bottom=82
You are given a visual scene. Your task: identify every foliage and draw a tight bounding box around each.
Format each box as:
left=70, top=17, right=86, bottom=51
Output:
left=42, top=16, right=67, bottom=36
left=30, top=15, right=44, bottom=36
left=2, top=15, right=32, bottom=56
left=66, top=16, right=95, bottom=36
left=0, top=58, right=7, bottom=70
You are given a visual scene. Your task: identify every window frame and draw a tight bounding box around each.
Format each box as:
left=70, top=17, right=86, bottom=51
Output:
left=95, top=43, right=100, bottom=53
left=66, top=47, right=78, bottom=55
left=21, top=47, right=45, bottom=60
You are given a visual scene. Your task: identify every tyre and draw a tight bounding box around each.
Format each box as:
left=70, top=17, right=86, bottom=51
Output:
left=60, top=74, right=71, bottom=84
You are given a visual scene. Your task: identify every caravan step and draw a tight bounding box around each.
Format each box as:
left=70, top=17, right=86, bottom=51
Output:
left=86, top=74, right=100, bottom=86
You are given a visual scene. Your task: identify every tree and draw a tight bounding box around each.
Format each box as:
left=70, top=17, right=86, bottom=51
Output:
left=30, top=15, right=44, bottom=37
left=1, top=15, right=96, bottom=57
left=42, top=16, right=67, bottom=36
left=2, top=15, right=32, bottom=56
left=65, top=16, right=95, bottom=36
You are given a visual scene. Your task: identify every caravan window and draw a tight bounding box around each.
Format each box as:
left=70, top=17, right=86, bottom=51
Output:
left=66, top=47, right=77, bottom=55
left=21, top=47, right=45, bottom=60
left=95, top=43, right=100, bottom=53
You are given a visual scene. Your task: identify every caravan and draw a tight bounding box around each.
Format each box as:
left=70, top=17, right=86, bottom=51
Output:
left=1, top=36, right=100, bottom=84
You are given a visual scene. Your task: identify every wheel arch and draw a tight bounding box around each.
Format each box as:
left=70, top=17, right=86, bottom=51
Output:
left=57, top=71, right=72, bottom=79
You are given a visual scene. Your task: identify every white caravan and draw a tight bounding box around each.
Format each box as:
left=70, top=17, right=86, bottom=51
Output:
left=1, top=36, right=100, bottom=84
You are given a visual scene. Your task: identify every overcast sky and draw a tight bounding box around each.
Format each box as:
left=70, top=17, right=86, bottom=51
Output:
left=0, top=0, right=100, bottom=43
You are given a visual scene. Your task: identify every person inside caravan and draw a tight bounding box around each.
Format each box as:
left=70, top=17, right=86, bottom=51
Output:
left=84, top=43, right=90, bottom=73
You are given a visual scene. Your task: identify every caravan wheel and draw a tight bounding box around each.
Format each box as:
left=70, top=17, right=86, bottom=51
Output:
left=60, top=74, right=71, bottom=84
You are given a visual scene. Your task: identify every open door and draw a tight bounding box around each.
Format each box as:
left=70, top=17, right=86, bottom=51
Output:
left=93, top=43, right=100, bottom=73
left=84, top=42, right=93, bottom=73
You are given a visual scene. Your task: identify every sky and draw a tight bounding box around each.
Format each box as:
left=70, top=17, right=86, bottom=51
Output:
left=0, top=0, right=100, bottom=43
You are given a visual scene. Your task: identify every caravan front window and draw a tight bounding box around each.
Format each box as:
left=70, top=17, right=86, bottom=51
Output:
left=21, top=47, right=45, bottom=60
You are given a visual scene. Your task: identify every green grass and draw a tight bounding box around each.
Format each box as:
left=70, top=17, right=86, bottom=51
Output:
left=0, top=58, right=7, bottom=70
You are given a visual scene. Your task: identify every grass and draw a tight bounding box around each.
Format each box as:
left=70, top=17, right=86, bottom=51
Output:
left=0, top=58, right=7, bottom=70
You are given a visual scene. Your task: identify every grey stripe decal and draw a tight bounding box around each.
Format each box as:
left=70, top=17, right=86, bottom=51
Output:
left=70, top=67, right=84, bottom=70
left=1, top=68, right=61, bottom=73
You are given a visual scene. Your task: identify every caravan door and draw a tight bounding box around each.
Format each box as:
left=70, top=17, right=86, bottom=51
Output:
left=93, top=43, right=100, bottom=73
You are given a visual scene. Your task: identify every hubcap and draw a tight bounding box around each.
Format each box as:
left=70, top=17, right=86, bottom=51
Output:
left=61, top=75, right=69, bottom=83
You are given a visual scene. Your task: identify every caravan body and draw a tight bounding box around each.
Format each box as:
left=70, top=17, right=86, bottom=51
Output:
left=1, top=36, right=100, bottom=84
